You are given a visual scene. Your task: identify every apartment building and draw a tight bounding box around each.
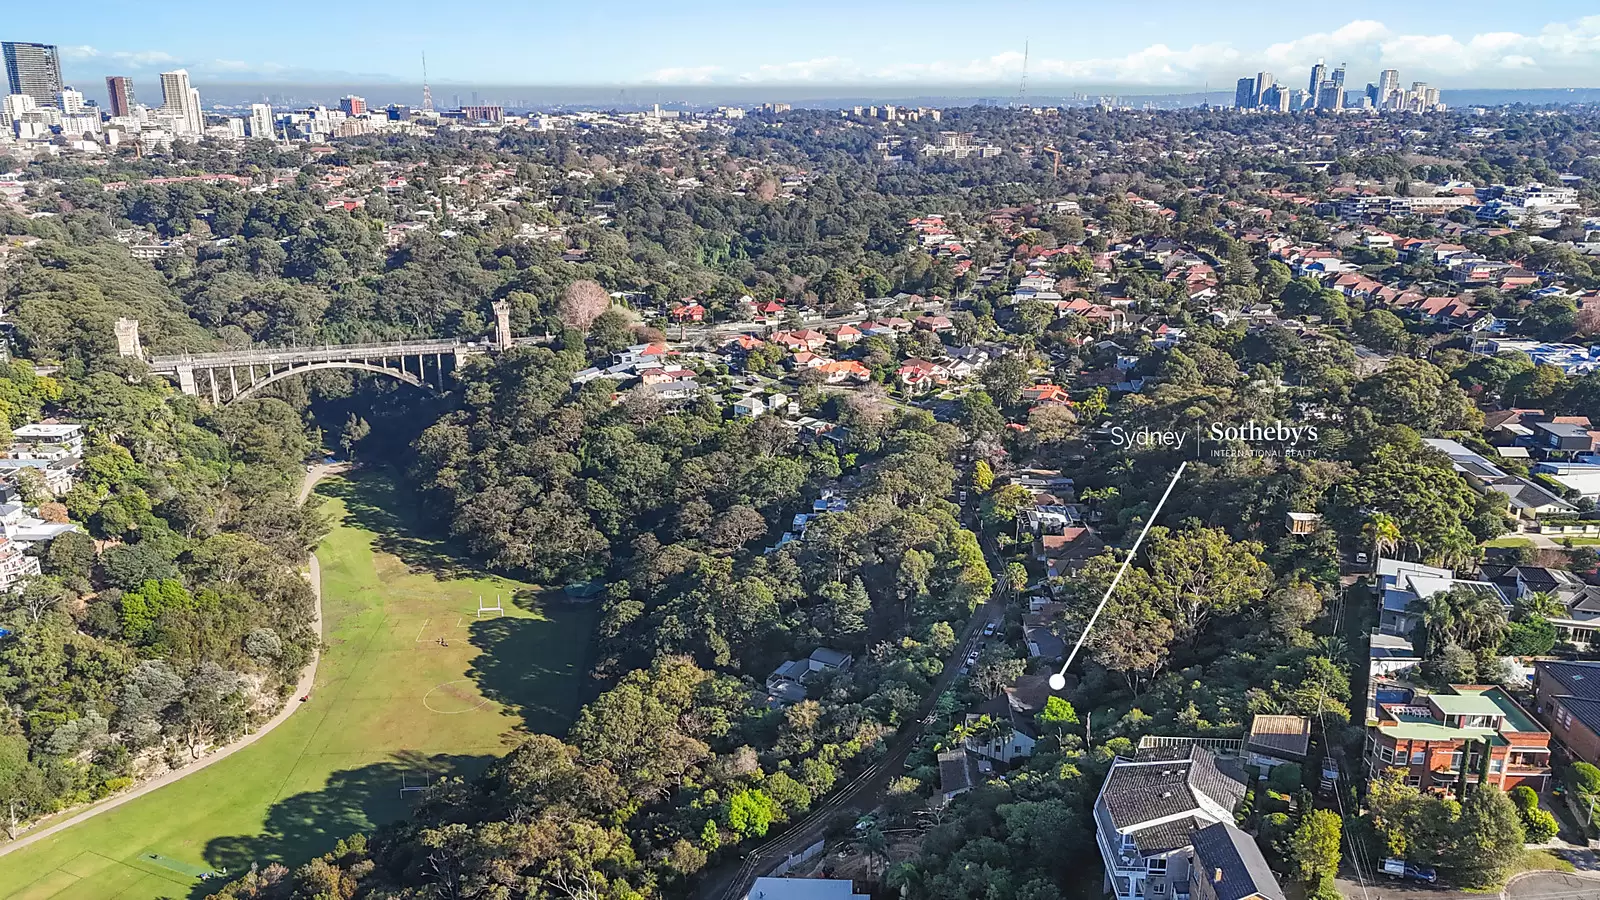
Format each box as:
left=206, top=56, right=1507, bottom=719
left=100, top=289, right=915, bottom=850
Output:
left=1366, top=685, right=1551, bottom=792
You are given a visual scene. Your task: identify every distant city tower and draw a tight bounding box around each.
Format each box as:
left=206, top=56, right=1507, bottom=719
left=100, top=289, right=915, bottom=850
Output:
left=421, top=52, right=434, bottom=112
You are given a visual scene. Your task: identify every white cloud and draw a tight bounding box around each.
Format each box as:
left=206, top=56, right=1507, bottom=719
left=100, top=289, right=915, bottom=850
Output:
left=644, top=65, right=722, bottom=84
left=636, top=13, right=1600, bottom=88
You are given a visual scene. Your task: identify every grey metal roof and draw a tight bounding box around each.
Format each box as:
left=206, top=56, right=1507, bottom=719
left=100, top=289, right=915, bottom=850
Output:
left=1537, top=660, right=1600, bottom=702
left=1100, top=746, right=1246, bottom=831
left=1191, top=821, right=1287, bottom=900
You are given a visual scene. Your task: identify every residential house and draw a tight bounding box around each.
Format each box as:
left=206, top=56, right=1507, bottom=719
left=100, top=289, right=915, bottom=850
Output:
left=938, top=749, right=989, bottom=803
left=830, top=324, right=862, bottom=346
left=1244, top=715, right=1311, bottom=771
left=772, top=329, right=828, bottom=353
left=1532, top=661, right=1600, bottom=768
left=1189, top=822, right=1287, bottom=900
left=1376, top=557, right=1508, bottom=638
left=1036, top=527, right=1106, bottom=576
left=763, top=647, right=854, bottom=707
left=668, top=302, right=706, bottom=323
left=1484, top=565, right=1600, bottom=647
left=817, top=360, right=871, bottom=384
left=964, top=674, right=1053, bottom=763
left=896, top=358, right=951, bottom=392
left=0, top=536, right=40, bottom=590
left=1020, top=384, right=1071, bottom=405
left=915, top=314, right=954, bottom=333
left=1092, top=744, right=1249, bottom=900
left=1366, top=685, right=1551, bottom=792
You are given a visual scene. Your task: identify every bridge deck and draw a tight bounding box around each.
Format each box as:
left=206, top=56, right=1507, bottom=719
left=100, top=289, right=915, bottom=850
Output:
left=148, top=338, right=487, bottom=370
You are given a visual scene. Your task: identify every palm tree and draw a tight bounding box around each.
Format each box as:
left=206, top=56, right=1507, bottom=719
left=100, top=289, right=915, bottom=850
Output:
left=852, top=826, right=891, bottom=882
left=1516, top=590, right=1565, bottom=621
left=1366, top=512, right=1401, bottom=562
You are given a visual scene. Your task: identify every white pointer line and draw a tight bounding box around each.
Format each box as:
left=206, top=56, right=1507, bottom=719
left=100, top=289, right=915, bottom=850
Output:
left=1055, top=461, right=1187, bottom=683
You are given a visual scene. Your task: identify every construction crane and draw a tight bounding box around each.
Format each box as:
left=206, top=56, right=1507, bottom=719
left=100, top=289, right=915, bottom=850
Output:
left=1040, top=146, right=1062, bottom=177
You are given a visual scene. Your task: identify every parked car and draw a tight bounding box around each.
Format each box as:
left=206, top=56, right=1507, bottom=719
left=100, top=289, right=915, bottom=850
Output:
left=983, top=623, right=997, bottom=637
left=1380, top=859, right=1436, bottom=883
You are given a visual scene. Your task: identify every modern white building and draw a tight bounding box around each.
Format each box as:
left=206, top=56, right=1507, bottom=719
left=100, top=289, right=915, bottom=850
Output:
left=246, top=103, right=275, bottom=139
left=159, top=70, right=203, bottom=134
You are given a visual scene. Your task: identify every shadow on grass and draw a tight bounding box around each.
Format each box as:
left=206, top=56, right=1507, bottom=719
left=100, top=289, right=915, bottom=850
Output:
left=195, top=750, right=492, bottom=896
left=466, top=606, right=594, bottom=739
left=316, top=471, right=481, bottom=580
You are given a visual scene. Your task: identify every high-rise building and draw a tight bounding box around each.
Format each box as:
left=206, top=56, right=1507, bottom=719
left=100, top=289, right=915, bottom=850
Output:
left=2, top=42, right=62, bottom=108
left=1234, top=77, right=1256, bottom=109
left=1316, top=80, right=1342, bottom=111
left=340, top=95, right=367, bottom=116
left=1378, top=69, right=1400, bottom=107
left=1332, top=63, right=1347, bottom=92
left=1308, top=59, right=1328, bottom=106
left=159, top=69, right=203, bottom=134
left=1254, top=71, right=1273, bottom=105
left=57, top=87, right=83, bottom=115
left=1, top=92, right=36, bottom=127
left=1265, top=84, right=1291, bottom=113
left=247, top=103, right=274, bottom=138
left=105, top=76, right=134, bottom=117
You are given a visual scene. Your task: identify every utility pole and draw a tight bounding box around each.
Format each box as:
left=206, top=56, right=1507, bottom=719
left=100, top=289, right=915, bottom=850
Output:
left=7, top=798, right=17, bottom=841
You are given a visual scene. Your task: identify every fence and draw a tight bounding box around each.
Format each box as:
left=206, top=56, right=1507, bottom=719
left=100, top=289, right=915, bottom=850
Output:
left=765, top=839, right=826, bottom=879
left=1137, top=735, right=1245, bottom=756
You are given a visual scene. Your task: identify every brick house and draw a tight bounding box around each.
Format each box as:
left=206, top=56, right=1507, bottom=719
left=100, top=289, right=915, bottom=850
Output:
left=1533, top=661, right=1600, bottom=767
left=1366, top=685, right=1551, bottom=792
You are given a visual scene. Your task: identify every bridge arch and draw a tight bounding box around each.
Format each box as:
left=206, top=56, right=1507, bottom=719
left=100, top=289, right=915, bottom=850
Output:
left=229, top=360, right=428, bottom=402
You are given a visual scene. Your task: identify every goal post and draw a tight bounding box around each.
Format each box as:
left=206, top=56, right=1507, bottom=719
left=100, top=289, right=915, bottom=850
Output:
left=399, top=773, right=430, bottom=796
left=476, top=594, right=504, bottom=619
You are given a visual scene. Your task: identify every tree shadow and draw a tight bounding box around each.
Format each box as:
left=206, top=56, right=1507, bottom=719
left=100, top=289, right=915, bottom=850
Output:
left=316, top=471, right=481, bottom=580
left=194, top=750, right=493, bottom=897
left=466, top=602, right=596, bottom=737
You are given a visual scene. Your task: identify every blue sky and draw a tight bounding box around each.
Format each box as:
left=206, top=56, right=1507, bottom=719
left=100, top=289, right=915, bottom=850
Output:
left=13, top=0, right=1600, bottom=87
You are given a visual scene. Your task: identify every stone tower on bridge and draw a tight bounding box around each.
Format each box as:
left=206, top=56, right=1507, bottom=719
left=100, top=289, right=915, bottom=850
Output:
left=492, top=300, right=512, bottom=349
left=114, top=318, right=143, bottom=359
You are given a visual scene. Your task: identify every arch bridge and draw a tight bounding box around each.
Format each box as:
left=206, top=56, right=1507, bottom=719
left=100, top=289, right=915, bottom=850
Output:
left=123, top=302, right=539, bottom=404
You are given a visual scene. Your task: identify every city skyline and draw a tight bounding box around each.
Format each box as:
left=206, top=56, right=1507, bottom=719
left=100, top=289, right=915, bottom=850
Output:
left=6, top=1, right=1600, bottom=89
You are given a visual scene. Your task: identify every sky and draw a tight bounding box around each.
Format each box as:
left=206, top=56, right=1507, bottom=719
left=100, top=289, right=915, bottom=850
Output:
left=12, top=0, right=1600, bottom=90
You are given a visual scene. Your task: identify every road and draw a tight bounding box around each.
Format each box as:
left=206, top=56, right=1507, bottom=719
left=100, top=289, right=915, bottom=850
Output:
left=0, top=463, right=342, bottom=856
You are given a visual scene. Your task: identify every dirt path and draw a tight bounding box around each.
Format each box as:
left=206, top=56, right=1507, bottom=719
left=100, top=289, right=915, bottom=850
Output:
left=0, top=463, right=345, bottom=856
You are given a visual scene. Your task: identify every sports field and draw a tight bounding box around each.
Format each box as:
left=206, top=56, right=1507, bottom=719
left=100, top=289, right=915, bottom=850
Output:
left=0, top=472, right=597, bottom=900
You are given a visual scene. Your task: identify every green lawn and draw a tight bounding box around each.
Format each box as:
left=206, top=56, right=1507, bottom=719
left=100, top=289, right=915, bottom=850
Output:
left=0, top=471, right=598, bottom=900
left=1485, top=536, right=1537, bottom=548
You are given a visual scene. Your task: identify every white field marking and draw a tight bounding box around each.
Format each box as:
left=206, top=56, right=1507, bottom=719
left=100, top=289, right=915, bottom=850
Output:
left=413, top=618, right=431, bottom=642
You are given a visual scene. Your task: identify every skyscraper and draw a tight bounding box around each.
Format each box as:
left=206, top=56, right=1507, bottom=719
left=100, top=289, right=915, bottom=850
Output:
left=1332, top=63, right=1347, bottom=92
left=2, top=42, right=63, bottom=108
left=1308, top=59, right=1327, bottom=106
left=159, top=69, right=203, bottom=133
left=105, top=76, right=134, bottom=117
left=1234, top=77, right=1256, bottom=109
left=57, top=87, right=83, bottom=115
left=1378, top=69, right=1400, bottom=107
left=1254, top=71, right=1273, bottom=106
left=340, top=95, right=367, bottom=116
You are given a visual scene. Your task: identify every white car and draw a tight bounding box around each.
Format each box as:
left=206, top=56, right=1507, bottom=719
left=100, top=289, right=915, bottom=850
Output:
left=983, top=623, right=997, bottom=637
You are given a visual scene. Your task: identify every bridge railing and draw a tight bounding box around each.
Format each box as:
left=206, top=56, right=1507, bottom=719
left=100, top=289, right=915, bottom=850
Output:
left=149, top=338, right=484, bottom=368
